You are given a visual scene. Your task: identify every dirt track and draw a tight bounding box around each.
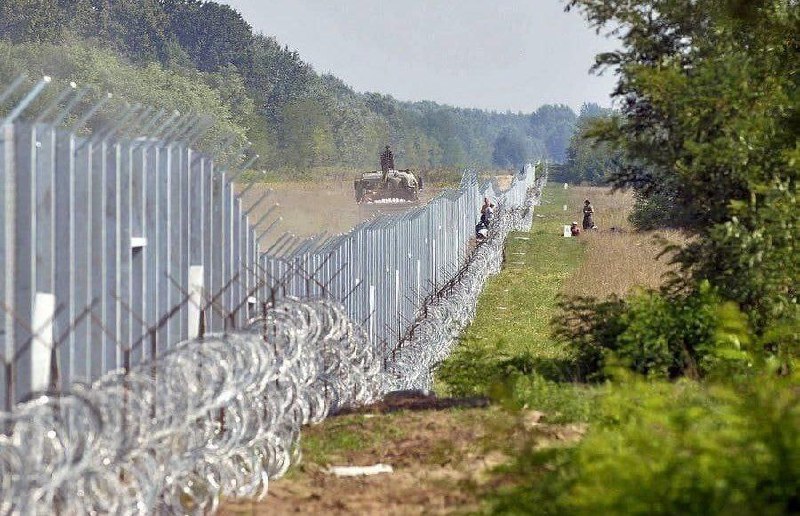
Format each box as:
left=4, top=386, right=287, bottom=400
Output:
left=219, top=405, right=585, bottom=515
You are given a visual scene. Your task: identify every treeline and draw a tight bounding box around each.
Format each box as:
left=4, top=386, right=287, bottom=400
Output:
left=556, top=103, right=619, bottom=185
left=0, top=0, right=582, bottom=174
left=491, top=1, right=800, bottom=513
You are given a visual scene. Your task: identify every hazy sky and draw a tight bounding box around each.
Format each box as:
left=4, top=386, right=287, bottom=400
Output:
left=220, top=0, right=619, bottom=113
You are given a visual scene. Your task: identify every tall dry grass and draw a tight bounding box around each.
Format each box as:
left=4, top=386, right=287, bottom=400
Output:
left=561, top=186, right=688, bottom=298
left=236, top=180, right=442, bottom=248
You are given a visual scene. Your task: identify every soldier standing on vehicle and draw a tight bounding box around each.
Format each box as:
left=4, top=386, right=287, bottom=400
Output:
left=380, top=145, right=395, bottom=181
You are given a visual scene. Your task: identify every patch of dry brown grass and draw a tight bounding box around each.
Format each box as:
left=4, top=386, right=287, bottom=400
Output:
left=236, top=180, right=441, bottom=248
left=561, top=186, right=688, bottom=298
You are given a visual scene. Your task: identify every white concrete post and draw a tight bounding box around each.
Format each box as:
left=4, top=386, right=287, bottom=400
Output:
left=431, top=238, right=437, bottom=286
left=31, top=292, right=55, bottom=392
left=188, top=265, right=204, bottom=339
left=368, top=284, right=376, bottom=344
left=415, top=259, right=421, bottom=308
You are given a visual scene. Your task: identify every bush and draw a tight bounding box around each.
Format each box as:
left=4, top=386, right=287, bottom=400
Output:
left=628, top=190, right=690, bottom=230
left=490, top=374, right=800, bottom=515
left=508, top=373, right=597, bottom=423
left=437, top=340, right=579, bottom=399
left=554, top=282, right=754, bottom=380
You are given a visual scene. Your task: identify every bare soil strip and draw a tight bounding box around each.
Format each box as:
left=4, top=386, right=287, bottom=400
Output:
left=220, top=407, right=582, bottom=515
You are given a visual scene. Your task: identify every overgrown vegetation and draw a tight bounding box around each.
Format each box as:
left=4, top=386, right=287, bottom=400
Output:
left=0, top=40, right=249, bottom=161
left=490, top=373, right=800, bottom=515
left=566, top=0, right=799, bottom=330
left=477, top=1, right=800, bottom=513
left=0, top=0, right=583, bottom=175
left=556, top=283, right=747, bottom=381
left=557, top=103, right=620, bottom=185
left=436, top=185, right=595, bottom=417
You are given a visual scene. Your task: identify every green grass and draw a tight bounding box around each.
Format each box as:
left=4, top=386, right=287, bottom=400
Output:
left=299, top=413, right=406, bottom=467
left=435, top=184, right=598, bottom=421
left=471, top=184, right=583, bottom=357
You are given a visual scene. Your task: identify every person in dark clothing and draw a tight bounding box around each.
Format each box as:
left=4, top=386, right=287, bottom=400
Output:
left=571, top=222, right=581, bottom=236
left=380, top=145, right=395, bottom=183
left=480, top=197, right=495, bottom=225
left=582, top=199, right=595, bottom=230
left=380, top=145, right=395, bottom=173
left=476, top=197, right=495, bottom=241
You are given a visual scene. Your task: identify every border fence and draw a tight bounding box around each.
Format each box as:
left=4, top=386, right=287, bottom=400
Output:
left=0, top=76, right=546, bottom=513
left=0, top=77, right=540, bottom=407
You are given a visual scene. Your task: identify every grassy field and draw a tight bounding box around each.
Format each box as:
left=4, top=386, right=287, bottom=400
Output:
left=222, top=183, right=683, bottom=514
left=435, top=184, right=593, bottom=409
left=560, top=186, right=687, bottom=298
left=235, top=170, right=516, bottom=249
left=234, top=180, right=443, bottom=249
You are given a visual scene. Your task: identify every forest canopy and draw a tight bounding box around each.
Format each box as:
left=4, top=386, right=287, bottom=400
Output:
left=0, top=0, right=584, bottom=174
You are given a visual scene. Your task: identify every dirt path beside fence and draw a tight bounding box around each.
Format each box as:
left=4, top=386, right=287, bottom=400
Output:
left=220, top=406, right=583, bottom=515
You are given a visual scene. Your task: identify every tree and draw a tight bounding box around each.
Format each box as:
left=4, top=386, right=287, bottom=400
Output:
left=163, top=0, right=253, bottom=72
left=528, top=104, right=577, bottom=162
left=492, top=127, right=528, bottom=168
left=0, top=0, right=590, bottom=175
left=0, top=0, right=64, bottom=43
left=566, top=0, right=799, bottom=330
left=561, top=104, right=617, bottom=184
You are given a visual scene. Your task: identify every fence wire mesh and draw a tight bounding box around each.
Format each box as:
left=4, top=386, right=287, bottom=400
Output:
left=0, top=76, right=547, bottom=513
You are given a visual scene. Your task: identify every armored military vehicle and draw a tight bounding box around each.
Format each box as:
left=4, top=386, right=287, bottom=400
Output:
left=354, top=146, right=423, bottom=203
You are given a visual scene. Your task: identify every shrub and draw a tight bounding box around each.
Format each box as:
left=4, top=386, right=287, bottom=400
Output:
left=554, top=282, right=754, bottom=380
left=490, top=374, right=800, bottom=515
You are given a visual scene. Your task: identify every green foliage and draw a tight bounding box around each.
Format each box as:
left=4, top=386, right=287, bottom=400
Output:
left=565, top=0, right=800, bottom=329
left=560, top=103, right=620, bottom=184
left=554, top=283, right=760, bottom=380
left=505, top=373, right=597, bottom=424
left=628, top=189, right=690, bottom=230
left=0, top=0, right=582, bottom=175
left=492, top=127, right=529, bottom=168
left=0, top=40, right=249, bottom=159
left=491, top=375, right=800, bottom=516
left=611, top=285, right=722, bottom=378
left=529, top=104, right=578, bottom=162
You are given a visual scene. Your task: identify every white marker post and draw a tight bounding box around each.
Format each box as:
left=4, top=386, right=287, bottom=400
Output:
left=368, top=284, right=376, bottom=344
left=188, top=266, right=204, bottom=338
left=31, top=293, right=56, bottom=392
left=563, top=225, right=572, bottom=238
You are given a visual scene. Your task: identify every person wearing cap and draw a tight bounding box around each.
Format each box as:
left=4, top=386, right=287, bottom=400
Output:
left=570, top=221, right=581, bottom=236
